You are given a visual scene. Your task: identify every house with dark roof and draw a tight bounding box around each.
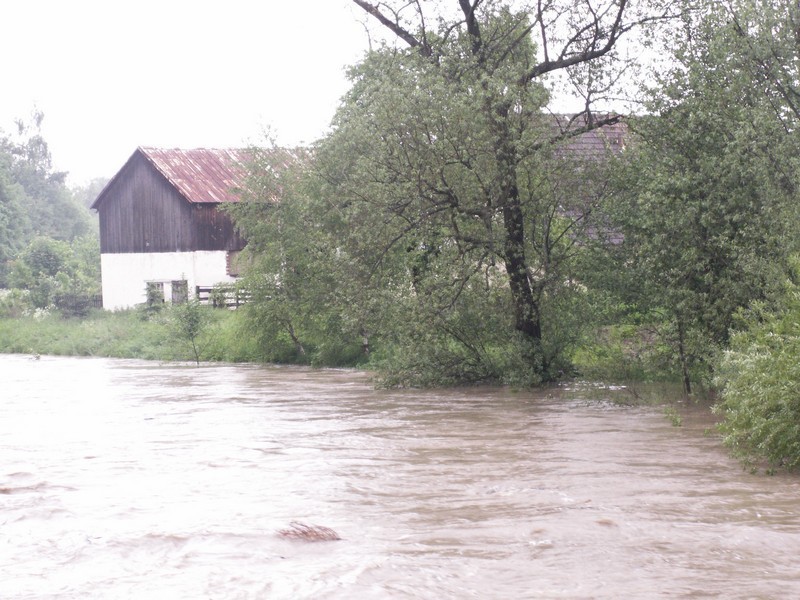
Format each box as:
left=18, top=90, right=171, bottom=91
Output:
left=91, top=147, right=250, bottom=310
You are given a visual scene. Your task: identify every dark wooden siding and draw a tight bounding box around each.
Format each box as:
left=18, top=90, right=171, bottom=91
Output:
left=191, top=204, right=245, bottom=251
left=96, top=152, right=246, bottom=254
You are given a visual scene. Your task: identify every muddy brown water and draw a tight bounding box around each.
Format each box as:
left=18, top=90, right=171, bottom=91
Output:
left=1, top=354, right=798, bottom=599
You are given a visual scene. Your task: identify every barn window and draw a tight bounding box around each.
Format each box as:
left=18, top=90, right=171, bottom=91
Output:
left=171, top=280, right=189, bottom=304
left=145, top=282, right=165, bottom=307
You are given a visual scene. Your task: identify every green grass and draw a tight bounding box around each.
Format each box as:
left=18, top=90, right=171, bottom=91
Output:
left=0, top=307, right=253, bottom=363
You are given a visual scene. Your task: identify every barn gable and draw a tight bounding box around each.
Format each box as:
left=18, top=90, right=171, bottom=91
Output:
left=92, top=148, right=247, bottom=254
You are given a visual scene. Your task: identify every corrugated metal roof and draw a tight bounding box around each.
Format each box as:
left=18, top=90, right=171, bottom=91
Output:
left=139, top=147, right=250, bottom=204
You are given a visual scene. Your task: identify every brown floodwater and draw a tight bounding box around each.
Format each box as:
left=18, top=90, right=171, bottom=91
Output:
left=1, top=354, right=798, bottom=599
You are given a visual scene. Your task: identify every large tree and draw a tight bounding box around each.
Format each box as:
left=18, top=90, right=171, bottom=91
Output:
left=593, top=0, right=800, bottom=391
left=0, top=112, right=94, bottom=245
left=309, top=0, right=678, bottom=379
left=0, top=151, right=28, bottom=285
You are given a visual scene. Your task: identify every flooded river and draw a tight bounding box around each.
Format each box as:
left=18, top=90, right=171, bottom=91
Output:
left=1, top=354, right=798, bottom=599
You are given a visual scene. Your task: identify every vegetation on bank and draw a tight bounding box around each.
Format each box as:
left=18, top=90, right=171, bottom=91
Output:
left=0, top=305, right=259, bottom=364
left=0, top=301, right=725, bottom=389
left=714, top=273, right=800, bottom=473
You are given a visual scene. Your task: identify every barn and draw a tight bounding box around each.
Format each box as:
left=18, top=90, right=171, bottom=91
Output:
left=91, top=147, right=249, bottom=310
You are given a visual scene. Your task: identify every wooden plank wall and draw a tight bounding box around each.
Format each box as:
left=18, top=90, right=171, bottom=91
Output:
left=97, top=152, right=246, bottom=254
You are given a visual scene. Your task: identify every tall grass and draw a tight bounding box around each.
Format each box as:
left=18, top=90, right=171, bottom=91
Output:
left=0, top=307, right=255, bottom=363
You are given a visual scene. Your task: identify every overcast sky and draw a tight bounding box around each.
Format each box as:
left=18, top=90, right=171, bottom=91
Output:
left=1, top=0, right=370, bottom=185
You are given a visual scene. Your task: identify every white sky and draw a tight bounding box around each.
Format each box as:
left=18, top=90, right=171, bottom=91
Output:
left=2, top=1, right=639, bottom=188
left=0, top=0, right=371, bottom=185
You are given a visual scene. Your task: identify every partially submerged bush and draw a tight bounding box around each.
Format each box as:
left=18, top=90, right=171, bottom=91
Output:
left=714, top=295, right=800, bottom=472
left=572, top=323, right=686, bottom=384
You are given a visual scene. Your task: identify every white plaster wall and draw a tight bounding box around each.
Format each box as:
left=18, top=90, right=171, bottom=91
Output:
left=100, top=251, right=235, bottom=310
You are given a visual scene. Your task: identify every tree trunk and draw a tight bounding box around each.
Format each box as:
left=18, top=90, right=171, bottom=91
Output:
left=492, top=102, right=542, bottom=342
left=503, top=200, right=541, bottom=341
left=285, top=321, right=306, bottom=357
left=361, top=328, right=370, bottom=357
left=677, top=319, right=692, bottom=396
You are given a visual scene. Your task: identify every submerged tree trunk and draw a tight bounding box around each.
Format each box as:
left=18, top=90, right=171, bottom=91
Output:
left=677, top=319, right=692, bottom=396
left=286, top=321, right=306, bottom=357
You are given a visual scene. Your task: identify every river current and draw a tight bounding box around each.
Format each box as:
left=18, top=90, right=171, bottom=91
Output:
left=1, top=354, right=798, bottom=599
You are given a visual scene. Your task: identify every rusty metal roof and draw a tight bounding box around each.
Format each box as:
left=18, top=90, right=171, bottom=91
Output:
left=139, top=147, right=250, bottom=204
left=90, top=146, right=308, bottom=211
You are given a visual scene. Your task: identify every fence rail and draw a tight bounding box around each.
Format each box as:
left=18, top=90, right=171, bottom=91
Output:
left=54, top=293, right=103, bottom=316
left=195, top=285, right=250, bottom=309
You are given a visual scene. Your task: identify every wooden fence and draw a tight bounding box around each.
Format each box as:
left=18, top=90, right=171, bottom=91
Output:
left=195, top=285, right=250, bottom=309
left=54, top=293, right=103, bottom=317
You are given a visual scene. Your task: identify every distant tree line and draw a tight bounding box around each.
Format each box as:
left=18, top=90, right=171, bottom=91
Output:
left=0, top=110, right=104, bottom=313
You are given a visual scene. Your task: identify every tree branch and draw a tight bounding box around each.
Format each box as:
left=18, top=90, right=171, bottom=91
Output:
left=534, top=112, right=624, bottom=151
left=351, top=0, right=431, bottom=56
left=528, top=0, right=629, bottom=79
left=459, top=0, right=483, bottom=55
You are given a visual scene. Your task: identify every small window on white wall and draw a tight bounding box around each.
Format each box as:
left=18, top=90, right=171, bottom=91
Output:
left=145, top=282, right=164, bottom=307
left=171, top=280, right=189, bottom=304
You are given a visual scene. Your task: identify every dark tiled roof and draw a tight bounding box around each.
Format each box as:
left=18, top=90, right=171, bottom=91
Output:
left=549, top=113, right=628, bottom=157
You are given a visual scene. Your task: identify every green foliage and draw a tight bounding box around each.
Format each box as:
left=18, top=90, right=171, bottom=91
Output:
left=0, top=289, right=32, bottom=318
left=208, top=283, right=242, bottom=308
left=0, top=111, right=97, bottom=288
left=0, top=306, right=259, bottom=364
left=66, top=235, right=102, bottom=293
left=170, top=300, right=213, bottom=365
left=6, top=235, right=100, bottom=310
left=0, top=111, right=94, bottom=244
left=590, top=0, right=800, bottom=392
left=0, top=152, right=29, bottom=286
left=664, top=405, right=682, bottom=427
left=200, top=309, right=264, bottom=363
left=371, top=282, right=541, bottom=388
left=143, top=282, right=165, bottom=315
left=714, top=282, right=800, bottom=472
left=228, top=4, right=644, bottom=385
left=0, top=310, right=170, bottom=359
left=572, top=322, right=680, bottom=383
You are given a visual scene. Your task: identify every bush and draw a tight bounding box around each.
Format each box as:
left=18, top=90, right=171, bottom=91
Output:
left=572, top=323, right=684, bottom=383
left=714, top=294, right=800, bottom=472
left=170, top=300, right=213, bottom=364
left=5, top=236, right=101, bottom=310
left=0, top=289, right=33, bottom=318
left=371, top=298, right=545, bottom=388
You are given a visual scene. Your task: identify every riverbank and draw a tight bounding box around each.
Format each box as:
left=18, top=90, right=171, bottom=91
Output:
left=0, top=308, right=260, bottom=364
left=0, top=309, right=687, bottom=388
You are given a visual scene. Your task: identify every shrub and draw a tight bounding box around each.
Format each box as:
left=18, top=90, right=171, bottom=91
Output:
left=170, top=300, right=213, bottom=364
left=714, top=294, right=800, bottom=472
left=0, top=289, right=33, bottom=318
